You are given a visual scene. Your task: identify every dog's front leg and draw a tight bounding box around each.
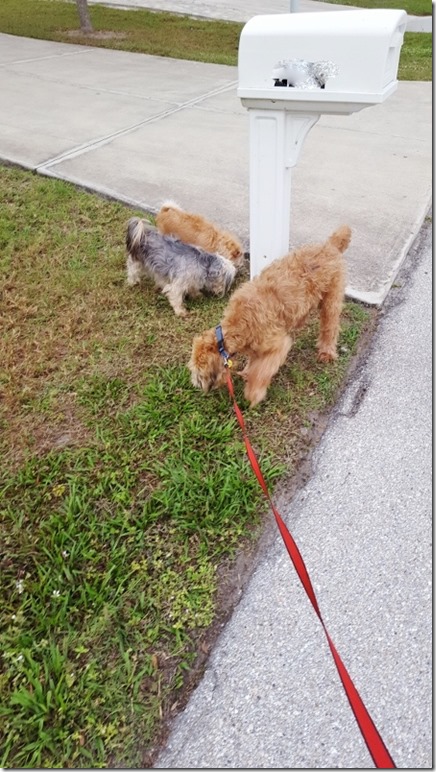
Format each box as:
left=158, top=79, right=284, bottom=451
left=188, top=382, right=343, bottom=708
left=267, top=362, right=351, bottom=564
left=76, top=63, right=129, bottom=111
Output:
left=162, top=282, right=189, bottom=317
left=243, top=337, right=292, bottom=407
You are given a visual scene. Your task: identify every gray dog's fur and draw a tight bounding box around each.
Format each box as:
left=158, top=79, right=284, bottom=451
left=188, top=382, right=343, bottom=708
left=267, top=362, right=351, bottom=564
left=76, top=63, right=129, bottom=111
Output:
left=126, top=217, right=236, bottom=317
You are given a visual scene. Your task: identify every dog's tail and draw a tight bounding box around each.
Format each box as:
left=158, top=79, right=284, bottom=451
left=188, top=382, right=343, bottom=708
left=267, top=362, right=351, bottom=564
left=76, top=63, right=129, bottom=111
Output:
left=328, top=225, right=352, bottom=253
left=159, top=200, right=183, bottom=213
left=126, top=217, right=152, bottom=259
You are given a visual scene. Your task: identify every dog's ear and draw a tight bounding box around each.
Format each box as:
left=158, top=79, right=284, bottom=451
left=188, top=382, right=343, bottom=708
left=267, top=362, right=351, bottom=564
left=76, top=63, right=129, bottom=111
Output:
left=191, top=329, right=220, bottom=369
left=189, top=327, right=231, bottom=394
left=192, top=329, right=217, bottom=362
left=230, top=245, right=245, bottom=269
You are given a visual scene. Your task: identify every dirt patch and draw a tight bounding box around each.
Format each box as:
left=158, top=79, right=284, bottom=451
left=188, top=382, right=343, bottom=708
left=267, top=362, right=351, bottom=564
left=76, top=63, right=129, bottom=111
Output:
left=1, top=397, right=95, bottom=473
left=63, top=30, right=127, bottom=40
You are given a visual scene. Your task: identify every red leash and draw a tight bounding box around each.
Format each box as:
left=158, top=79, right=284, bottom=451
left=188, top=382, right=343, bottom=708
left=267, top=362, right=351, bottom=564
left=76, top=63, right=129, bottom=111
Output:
left=224, top=366, right=396, bottom=769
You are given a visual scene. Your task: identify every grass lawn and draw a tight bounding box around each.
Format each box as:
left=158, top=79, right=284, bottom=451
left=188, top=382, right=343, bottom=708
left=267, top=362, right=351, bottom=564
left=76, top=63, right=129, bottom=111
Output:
left=0, top=164, right=375, bottom=767
left=323, top=0, right=431, bottom=14
left=0, top=0, right=432, bottom=80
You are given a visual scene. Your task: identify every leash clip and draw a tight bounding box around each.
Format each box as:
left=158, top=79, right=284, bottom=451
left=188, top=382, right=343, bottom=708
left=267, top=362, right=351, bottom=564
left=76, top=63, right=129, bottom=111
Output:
left=215, top=325, right=233, bottom=369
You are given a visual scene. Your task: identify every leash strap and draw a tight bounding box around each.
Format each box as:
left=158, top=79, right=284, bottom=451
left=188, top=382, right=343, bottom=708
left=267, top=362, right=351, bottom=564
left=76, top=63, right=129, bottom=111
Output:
left=224, top=368, right=396, bottom=769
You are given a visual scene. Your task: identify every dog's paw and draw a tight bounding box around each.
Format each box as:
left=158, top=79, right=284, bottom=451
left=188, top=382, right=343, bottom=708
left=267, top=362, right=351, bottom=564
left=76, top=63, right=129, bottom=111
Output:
left=244, top=383, right=268, bottom=407
left=317, top=350, right=338, bottom=363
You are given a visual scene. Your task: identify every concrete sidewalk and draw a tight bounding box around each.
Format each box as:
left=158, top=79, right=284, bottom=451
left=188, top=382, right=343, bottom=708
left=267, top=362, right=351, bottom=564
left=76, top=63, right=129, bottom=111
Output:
left=88, top=0, right=433, bottom=32
left=0, top=32, right=431, bottom=303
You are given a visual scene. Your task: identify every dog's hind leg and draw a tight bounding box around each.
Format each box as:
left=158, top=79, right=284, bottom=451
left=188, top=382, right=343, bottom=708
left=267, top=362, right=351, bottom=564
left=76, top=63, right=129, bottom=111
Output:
left=243, top=336, right=292, bottom=407
left=126, top=254, right=145, bottom=286
left=162, top=281, right=189, bottom=317
left=317, top=271, right=345, bottom=362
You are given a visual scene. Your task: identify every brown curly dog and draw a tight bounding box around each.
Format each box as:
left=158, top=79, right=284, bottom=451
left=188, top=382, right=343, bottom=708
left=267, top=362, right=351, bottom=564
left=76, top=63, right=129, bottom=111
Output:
left=189, top=225, right=351, bottom=407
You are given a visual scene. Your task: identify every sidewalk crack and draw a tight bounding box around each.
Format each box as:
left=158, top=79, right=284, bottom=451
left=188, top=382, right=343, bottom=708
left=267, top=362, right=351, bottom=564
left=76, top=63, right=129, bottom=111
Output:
left=36, top=80, right=237, bottom=171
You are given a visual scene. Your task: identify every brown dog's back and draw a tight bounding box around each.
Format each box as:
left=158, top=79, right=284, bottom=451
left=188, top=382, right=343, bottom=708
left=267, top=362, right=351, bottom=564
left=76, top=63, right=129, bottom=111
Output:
left=156, top=202, right=215, bottom=243
left=156, top=201, right=244, bottom=266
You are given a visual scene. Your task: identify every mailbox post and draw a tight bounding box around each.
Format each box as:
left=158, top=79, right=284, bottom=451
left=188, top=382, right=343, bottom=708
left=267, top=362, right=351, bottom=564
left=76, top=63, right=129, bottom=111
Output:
left=237, top=9, right=407, bottom=278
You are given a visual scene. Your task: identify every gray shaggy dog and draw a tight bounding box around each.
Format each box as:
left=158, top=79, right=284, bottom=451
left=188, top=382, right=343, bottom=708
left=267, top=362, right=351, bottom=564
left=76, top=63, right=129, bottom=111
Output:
left=126, top=218, right=236, bottom=317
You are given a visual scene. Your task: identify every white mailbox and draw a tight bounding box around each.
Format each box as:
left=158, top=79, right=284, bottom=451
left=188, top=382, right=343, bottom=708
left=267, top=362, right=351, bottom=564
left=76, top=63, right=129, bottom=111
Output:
left=237, top=10, right=407, bottom=277
left=238, top=9, right=407, bottom=114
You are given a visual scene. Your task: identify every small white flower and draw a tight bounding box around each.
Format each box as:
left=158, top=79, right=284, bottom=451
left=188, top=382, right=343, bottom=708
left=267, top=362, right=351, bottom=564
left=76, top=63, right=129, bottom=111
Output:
left=62, top=550, right=69, bottom=558
left=16, top=580, right=24, bottom=594
left=16, top=654, right=24, bottom=663
left=11, top=614, right=16, bottom=621
left=52, top=589, right=61, bottom=598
